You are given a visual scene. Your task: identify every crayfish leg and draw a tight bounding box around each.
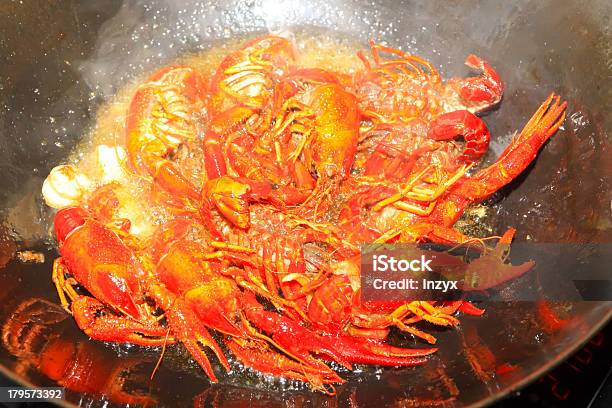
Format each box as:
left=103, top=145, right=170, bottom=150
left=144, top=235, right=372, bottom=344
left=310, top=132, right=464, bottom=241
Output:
left=52, top=259, right=79, bottom=314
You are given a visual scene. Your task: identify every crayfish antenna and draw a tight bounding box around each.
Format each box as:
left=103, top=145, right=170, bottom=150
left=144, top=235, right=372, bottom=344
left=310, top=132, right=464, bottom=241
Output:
left=295, top=177, right=337, bottom=220
left=150, top=328, right=172, bottom=380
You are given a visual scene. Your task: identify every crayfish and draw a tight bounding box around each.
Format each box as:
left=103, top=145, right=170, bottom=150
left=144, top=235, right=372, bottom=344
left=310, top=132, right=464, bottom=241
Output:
left=42, top=33, right=566, bottom=394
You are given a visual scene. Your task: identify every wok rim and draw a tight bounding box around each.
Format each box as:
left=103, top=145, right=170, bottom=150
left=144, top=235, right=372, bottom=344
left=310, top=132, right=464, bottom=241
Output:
left=471, top=306, right=611, bottom=408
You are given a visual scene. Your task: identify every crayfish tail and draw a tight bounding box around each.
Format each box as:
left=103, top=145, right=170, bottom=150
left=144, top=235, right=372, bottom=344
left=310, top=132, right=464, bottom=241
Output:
left=452, top=93, right=567, bottom=203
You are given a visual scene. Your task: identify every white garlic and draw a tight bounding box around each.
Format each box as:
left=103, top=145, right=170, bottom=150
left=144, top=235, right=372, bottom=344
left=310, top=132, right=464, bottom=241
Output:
left=96, top=145, right=129, bottom=182
left=42, top=165, right=91, bottom=209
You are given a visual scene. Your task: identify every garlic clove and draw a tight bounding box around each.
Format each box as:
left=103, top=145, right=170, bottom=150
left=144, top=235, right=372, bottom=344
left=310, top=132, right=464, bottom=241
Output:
left=42, top=165, right=91, bottom=209
left=96, top=145, right=129, bottom=182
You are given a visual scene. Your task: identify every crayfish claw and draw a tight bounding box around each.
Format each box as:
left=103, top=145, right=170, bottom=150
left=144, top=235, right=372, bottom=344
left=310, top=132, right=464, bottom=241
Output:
left=202, top=176, right=252, bottom=229
left=226, top=338, right=343, bottom=391
left=147, top=283, right=229, bottom=381
left=331, top=334, right=436, bottom=367
left=70, top=297, right=172, bottom=347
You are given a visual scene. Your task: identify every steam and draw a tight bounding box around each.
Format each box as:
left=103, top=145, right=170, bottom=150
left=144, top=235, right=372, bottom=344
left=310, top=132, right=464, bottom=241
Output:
left=76, top=0, right=540, bottom=103
left=76, top=0, right=401, bottom=99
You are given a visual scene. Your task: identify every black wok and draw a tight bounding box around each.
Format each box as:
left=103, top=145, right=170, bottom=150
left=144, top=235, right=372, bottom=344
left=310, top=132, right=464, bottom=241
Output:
left=0, top=0, right=610, bottom=406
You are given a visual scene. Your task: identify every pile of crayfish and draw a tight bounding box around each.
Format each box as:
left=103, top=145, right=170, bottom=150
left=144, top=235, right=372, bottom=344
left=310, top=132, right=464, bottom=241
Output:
left=42, top=35, right=566, bottom=392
